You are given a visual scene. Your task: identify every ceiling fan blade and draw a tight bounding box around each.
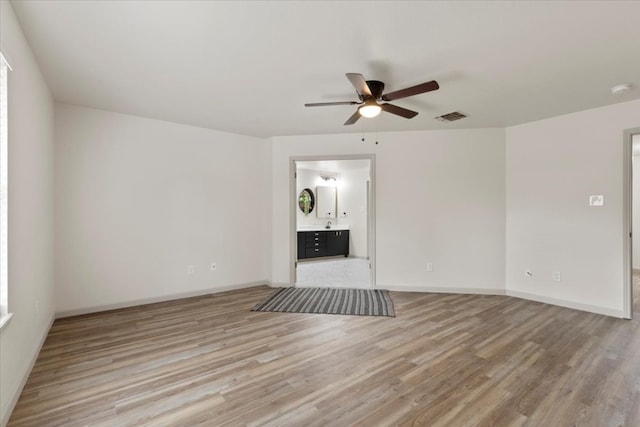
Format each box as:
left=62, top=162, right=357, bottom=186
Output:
left=346, top=73, right=372, bottom=97
left=344, top=110, right=361, bottom=125
left=381, top=80, right=439, bottom=101
left=381, top=103, right=419, bottom=119
left=305, top=101, right=359, bottom=107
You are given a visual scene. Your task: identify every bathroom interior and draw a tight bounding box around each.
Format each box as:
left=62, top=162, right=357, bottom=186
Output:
left=295, top=159, right=371, bottom=289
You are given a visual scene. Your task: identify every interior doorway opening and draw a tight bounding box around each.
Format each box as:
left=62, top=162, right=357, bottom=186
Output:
left=290, top=155, right=375, bottom=289
left=628, top=132, right=640, bottom=317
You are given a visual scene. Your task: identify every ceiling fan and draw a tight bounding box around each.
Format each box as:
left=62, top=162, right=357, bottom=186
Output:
left=305, top=73, right=439, bottom=125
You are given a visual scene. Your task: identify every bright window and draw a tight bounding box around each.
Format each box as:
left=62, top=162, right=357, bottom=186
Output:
left=0, top=52, right=11, bottom=329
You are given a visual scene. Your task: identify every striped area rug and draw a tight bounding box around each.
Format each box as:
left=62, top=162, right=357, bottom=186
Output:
left=251, top=287, right=395, bottom=317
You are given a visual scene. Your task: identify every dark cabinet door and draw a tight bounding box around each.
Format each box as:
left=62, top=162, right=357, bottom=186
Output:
left=297, top=232, right=306, bottom=259
left=327, top=230, right=349, bottom=257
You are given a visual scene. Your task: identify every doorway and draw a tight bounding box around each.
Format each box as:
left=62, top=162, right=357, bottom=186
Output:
left=626, top=130, right=640, bottom=318
left=290, top=155, right=375, bottom=289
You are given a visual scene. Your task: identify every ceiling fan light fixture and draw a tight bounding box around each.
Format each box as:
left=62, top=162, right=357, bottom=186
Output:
left=358, top=100, right=382, bottom=118
left=305, top=73, right=439, bottom=125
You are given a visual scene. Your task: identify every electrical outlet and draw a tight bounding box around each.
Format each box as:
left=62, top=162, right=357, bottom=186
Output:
left=525, top=269, right=533, bottom=278
left=211, top=262, right=217, bottom=271
left=187, top=265, right=195, bottom=275
left=553, top=271, right=561, bottom=282
left=426, top=262, right=433, bottom=272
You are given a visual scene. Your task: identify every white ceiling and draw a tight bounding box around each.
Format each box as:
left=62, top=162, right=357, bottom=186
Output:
left=10, top=0, right=640, bottom=139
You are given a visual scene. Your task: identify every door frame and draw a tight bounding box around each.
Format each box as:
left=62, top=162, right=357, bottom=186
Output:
left=289, top=154, right=376, bottom=288
left=623, top=127, right=640, bottom=319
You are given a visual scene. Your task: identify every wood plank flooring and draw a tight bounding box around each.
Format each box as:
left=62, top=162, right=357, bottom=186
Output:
left=8, top=280, right=640, bottom=426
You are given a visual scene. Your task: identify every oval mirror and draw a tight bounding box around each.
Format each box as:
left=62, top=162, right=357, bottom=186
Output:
left=298, top=188, right=315, bottom=215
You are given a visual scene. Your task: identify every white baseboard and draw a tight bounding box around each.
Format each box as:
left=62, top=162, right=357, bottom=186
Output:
left=506, top=290, right=625, bottom=318
left=380, top=285, right=623, bottom=318
left=268, top=282, right=294, bottom=288
left=55, top=280, right=269, bottom=319
left=260, top=283, right=624, bottom=318
left=294, top=283, right=372, bottom=290
left=381, top=284, right=506, bottom=295
left=1, top=314, right=55, bottom=427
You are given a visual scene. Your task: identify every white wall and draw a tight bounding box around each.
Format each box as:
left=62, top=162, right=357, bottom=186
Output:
left=506, top=99, right=640, bottom=316
left=338, top=167, right=369, bottom=258
left=633, top=134, right=640, bottom=269
left=0, top=1, right=55, bottom=425
left=54, top=104, right=271, bottom=315
left=272, top=129, right=506, bottom=292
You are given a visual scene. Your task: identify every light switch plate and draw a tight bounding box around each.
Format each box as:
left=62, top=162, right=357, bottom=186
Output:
left=589, top=195, right=604, bottom=206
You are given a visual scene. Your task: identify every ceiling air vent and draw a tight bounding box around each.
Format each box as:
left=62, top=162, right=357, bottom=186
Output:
left=435, top=111, right=467, bottom=122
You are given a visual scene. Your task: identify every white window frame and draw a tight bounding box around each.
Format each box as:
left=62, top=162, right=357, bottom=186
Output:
left=0, top=51, right=12, bottom=330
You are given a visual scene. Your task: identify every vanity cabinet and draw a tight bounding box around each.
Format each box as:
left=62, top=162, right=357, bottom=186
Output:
left=305, top=231, right=328, bottom=258
left=297, top=232, right=305, bottom=259
left=297, top=230, right=349, bottom=260
left=327, top=230, right=349, bottom=257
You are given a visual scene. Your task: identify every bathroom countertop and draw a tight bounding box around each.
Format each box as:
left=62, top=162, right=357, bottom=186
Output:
left=297, top=225, right=350, bottom=232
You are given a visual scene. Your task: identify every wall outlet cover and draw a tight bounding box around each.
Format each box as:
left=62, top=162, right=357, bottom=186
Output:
left=589, top=195, right=604, bottom=206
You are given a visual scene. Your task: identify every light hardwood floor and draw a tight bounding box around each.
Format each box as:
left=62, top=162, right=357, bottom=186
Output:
left=8, top=280, right=640, bottom=426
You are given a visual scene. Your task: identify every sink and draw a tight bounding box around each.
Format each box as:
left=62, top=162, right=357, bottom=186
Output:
left=297, top=224, right=349, bottom=231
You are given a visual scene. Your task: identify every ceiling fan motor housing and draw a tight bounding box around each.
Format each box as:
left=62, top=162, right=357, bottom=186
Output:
left=365, top=80, right=385, bottom=99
